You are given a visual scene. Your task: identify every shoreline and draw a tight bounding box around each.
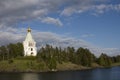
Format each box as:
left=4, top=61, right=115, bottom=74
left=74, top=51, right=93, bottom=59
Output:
left=0, top=65, right=119, bottom=73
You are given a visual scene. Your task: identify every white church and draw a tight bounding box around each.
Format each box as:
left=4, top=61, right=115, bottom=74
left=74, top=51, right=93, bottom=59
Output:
left=23, top=27, right=37, bottom=56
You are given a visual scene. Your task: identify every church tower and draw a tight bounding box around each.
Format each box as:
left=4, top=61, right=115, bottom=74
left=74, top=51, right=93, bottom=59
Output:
left=23, top=27, right=37, bottom=56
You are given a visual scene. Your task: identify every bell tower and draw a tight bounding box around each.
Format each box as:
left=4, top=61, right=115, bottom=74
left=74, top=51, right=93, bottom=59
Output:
left=23, top=27, right=37, bottom=56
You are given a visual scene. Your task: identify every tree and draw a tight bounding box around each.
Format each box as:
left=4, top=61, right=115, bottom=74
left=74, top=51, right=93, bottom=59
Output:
left=0, top=46, right=8, bottom=60
left=7, top=43, right=23, bottom=58
left=115, top=55, right=120, bottom=62
left=97, top=53, right=112, bottom=66
left=66, top=47, right=75, bottom=62
left=48, top=56, right=57, bottom=70
left=15, top=43, right=24, bottom=57
left=76, top=47, right=96, bottom=66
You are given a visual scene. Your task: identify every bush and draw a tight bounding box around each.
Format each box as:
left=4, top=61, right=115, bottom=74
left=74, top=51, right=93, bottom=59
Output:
left=8, top=59, right=14, bottom=64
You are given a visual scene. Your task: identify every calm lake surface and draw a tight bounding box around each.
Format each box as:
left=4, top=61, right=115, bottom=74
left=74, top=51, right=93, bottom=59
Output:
left=0, top=66, right=120, bottom=80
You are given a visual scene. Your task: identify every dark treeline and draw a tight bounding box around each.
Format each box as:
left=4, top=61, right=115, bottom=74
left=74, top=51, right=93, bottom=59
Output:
left=0, top=43, right=23, bottom=60
left=0, top=43, right=120, bottom=69
left=37, top=44, right=120, bottom=68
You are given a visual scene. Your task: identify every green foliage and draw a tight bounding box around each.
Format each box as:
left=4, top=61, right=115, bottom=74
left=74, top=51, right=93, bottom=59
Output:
left=0, top=46, right=8, bottom=60
left=75, top=47, right=96, bottom=66
left=7, top=43, right=23, bottom=58
left=21, top=56, right=36, bottom=60
left=0, top=42, right=23, bottom=61
left=97, top=53, right=112, bottom=66
left=111, top=55, right=120, bottom=63
left=48, top=57, right=57, bottom=70
left=37, top=44, right=119, bottom=68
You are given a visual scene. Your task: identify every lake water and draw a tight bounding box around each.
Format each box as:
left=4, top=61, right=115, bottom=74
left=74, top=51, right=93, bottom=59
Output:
left=0, top=66, right=120, bottom=80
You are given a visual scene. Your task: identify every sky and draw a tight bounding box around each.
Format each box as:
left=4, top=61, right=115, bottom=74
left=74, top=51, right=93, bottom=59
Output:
left=0, top=0, right=120, bottom=56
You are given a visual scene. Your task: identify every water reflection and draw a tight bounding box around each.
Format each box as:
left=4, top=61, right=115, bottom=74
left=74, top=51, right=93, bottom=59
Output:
left=22, top=73, right=39, bottom=80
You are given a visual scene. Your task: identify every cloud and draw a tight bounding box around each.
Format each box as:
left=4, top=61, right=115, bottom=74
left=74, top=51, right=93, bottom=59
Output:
left=61, top=0, right=92, bottom=16
left=41, top=17, right=63, bottom=26
left=90, top=48, right=120, bottom=57
left=0, top=29, right=24, bottom=46
left=92, top=4, right=120, bottom=14
left=0, top=0, right=120, bottom=26
left=61, top=7, right=77, bottom=16
left=61, top=2, right=120, bottom=16
left=0, top=0, right=62, bottom=26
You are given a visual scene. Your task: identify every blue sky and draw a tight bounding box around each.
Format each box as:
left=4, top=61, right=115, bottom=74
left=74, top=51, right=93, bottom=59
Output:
left=0, top=0, right=120, bottom=56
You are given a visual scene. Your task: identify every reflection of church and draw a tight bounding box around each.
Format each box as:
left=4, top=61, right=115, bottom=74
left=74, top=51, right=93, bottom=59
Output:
left=23, top=27, right=37, bottom=56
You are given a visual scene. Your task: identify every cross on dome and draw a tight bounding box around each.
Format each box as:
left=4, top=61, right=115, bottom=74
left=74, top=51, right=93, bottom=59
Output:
left=27, top=27, right=31, bottom=32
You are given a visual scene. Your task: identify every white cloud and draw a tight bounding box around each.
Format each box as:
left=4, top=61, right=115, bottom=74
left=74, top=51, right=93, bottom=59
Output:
left=92, top=4, right=120, bottom=14
left=61, top=3, right=120, bottom=16
left=90, top=48, right=120, bottom=57
left=41, top=17, right=63, bottom=26
left=0, top=0, right=119, bottom=26
left=61, top=0, right=91, bottom=16
left=32, top=9, right=48, bottom=17
left=61, top=7, right=77, bottom=16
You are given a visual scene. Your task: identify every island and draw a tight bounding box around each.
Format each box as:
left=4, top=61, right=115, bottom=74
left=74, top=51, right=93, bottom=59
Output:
left=0, top=43, right=120, bottom=72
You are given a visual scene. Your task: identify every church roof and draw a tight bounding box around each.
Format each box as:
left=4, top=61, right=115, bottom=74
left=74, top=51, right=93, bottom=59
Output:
left=24, top=28, right=35, bottom=42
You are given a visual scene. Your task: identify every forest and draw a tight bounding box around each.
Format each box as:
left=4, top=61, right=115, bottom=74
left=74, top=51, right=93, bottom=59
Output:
left=0, top=42, right=120, bottom=71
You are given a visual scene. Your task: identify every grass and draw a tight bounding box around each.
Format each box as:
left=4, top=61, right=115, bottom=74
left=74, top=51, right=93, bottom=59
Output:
left=0, top=58, right=49, bottom=72
left=57, top=62, right=92, bottom=71
left=0, top=59, right=91, bottom=72
left=111, top=62, right=120, bottom=66
left=0, top=57, right=120, bottom=72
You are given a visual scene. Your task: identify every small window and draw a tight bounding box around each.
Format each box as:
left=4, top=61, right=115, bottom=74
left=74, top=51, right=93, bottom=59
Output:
left=31, top=52, right=33, bottom=55
left=31, top=48, right=33, bottom=51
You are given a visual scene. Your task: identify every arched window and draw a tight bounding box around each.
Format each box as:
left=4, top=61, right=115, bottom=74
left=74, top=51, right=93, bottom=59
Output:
left=31, top=48, right=33, bottom=51
left=29, top=42, right=33, bottom=46
left=31, top=52, right=33, bottom=55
